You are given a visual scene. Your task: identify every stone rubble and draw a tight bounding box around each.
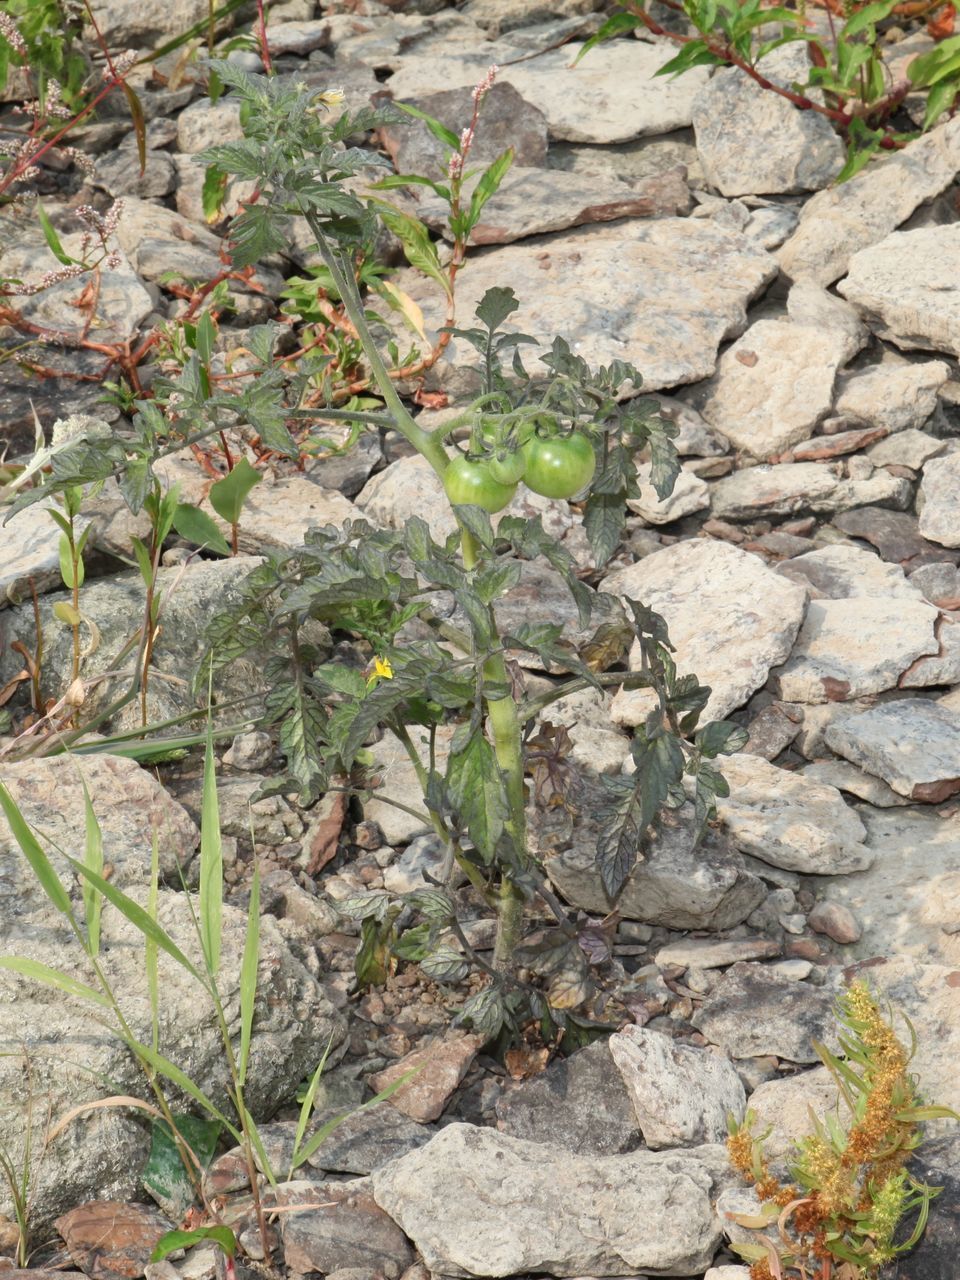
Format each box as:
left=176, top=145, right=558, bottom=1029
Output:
left=4, top=3, right=960, bottom=1276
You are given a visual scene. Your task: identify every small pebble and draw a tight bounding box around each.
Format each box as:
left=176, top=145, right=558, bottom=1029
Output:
left=808, top=900, right=862, bottom=945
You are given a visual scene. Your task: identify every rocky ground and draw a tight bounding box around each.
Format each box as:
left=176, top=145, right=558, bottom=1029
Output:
left=3, top=0, right=960, bottom=1278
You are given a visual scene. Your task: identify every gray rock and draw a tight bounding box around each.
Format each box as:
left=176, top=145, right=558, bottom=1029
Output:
left=695, top=306, right=864, bottom=459
left=549, top=130, right=706, bottom=190
left=371, top=1122, right=723, bottom=1277
left=495, top=1039, right=641, bottom=1156
left=0, top=503, right=93, bottom=607
left=692, top=962, right=837, bottom=1063
left=3, top=230, right=152, bottom=347
left=919, top=452, right=960, bottom=548
left=867, top=427, right=947, bottom=470
left=87, top=0, right=215, bottom=46
left=839, top=224, right=960, bottom=357
left=777, top=543, right=925, bottom=599
left=463, top=0, right=600, bottom=37
left=0, top=753, right=197, bottom=913
left=417, top=164, right=691, bottom=246
left=95, top=137, right=176, bottom=200
left=778, top=116, right=960, bottom=285
left=176, top=98, right=243, bottom=154
left=833, top=504, right=958, bottom=569
left=716, top=753, right=873, bottom=875
left=0, top=556, right=271, bottom=733
left=608, top=1024, right=746, bottom=1149
left=656, top=937, right=781, bottom=969
left=824, top=699, right=960, bottom=802
left=711, top=462, right=912, bottom=521
left=602, top=539, right=806, bottom=724
left=264, top=19, right=332, bottom=55
left=654, top=396, right=727, bottom=457
left=222, top=730, right=273, bottom=772
left=0, top=891, right=344, bottom=1224
left=379, top=81, right=548, bottom=175
left=380, top=219, right=776, bottom=399
left=746, top=1066, right=840, bottom=1171
left=773, top=597, right=939, bottom=702
left=540, top=798, right=766, bottom=930
left=692, top=43, right=844, bottom=196
left=383, top=834, right=461, bottom=894
left=206, top=1106, right=432, bottom=1191
left=539, top=686, right=631, bottom=776
left=363, top=727, right=455, bottom=845
left=387, top=38, right=711, bottom=144
left=835, top=359, right=950, bottom=432
left=626, top=463, right=710, bottom=523
left=800, top=759, right=909, bottom=808
left=275, top=1178, right=414, bottom=1276
left=911, top=560, right=960, bottom=607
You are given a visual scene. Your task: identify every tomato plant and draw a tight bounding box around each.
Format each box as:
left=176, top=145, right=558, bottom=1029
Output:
left=521, top=431, right=596, bottom=500
left=487, top=446, right=526, bottom=486
left=443, top=454, right=517, bottom=512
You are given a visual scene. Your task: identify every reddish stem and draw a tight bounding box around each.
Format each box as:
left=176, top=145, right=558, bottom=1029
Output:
left=256, top=0, right=273, bottom=75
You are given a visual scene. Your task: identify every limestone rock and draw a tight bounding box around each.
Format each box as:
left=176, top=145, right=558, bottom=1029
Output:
left=541, top=797, right=766, bottom=930
left=601, top=539, right=806, bottom=724
left=0, top=892, right=344, bottom=1224
left=777, top=543, right=925, bottom=599
left=710, top=463, right=911, bottom=521
left=417, top=165, right=691, bottom=245
left=839, top=225, right=960, bottom=357
left=495, top=1039, right=641, bottom=1156
left=369, top=1033, right=482, bottom=1123
left=608, top=1025, right=746, bottom=1149
left=695, top=313, right=864, bottom=459
left=379, top=219, right=776, bottom=398
left=692, top=43, right=844, bottom=196
left=867, top=428, right=946, bottom=470
left=746, top=1066, right=840, bottom=1170
left=0, top=504, right=92, bottom=606
left=833, top=505, right=957, bottom=569
left=800, top=759, right=909, bottom=808
left=716, top=753, right=873, bottom=874
left=371, top=1123, right=723, bottom=1276
left=919, top=452, right=960, bottom=548
left=773, top=597, right=939, bottom=702
left=626, top=463, right=710, bottom=523
left=0, top=754, right=197, bottom=912
left=387, top=38, right=711, bottom=144
left=87, top=0, right=215, bottom=50
left=834, top=359, right=950, bottom=432
left=655, top=937, right=781, bottom=969
left=275, top=1178, right=414, bottom=1276
left=692, top=962, right=837, bottom=1063
left=778, top=116, right=960, bottom=285
left=824, top=700, right=960, bottom=801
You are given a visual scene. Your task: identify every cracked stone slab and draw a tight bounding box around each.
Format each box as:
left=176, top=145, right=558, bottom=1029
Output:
left=834, top=359, right=950, bottom=432
left=608, top=1025, right=746, bottom=1149
left=602, top=539, right=806, bottom=725
left=694, top=316, right=862, bottom=460
left=371, top=1122, right=723, bottom=1277
left=417, top=164, right=691, bottom=245
left=776, top=543, right=925, bottom=600
left=0, top=505, right=93, bottom=607
left=716, top=752, right=873, bottom=874
left=386, top=38, right=711, bottom=144
left=919, top=452, right=960, bottom=548
left=692, top=962, right=838, bottom=1063
left=626, top=463, right=710, bottom=523
left=778, top=116, right=960, bottom=285
left=773, top=597, right=939, bottom=702
left=841, top=225, right=960, bottom=359
left=824, top=699, right=960, bottom=801
left=381, top=219, right=777, bottom=399
left=800, top=759, right=909, bottom=808
left=691, top=43, right=844, bottom=196
left=711, top=462, right=911, bottom=521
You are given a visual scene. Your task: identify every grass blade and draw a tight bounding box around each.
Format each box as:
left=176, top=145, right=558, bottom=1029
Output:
left=289, top=1031, right=336, bottom=1177
left=146, top=826, right=160, bottom=1054
left=117, top=1033, right=241, bottom=1141
left=237, top=858, right=259, bottom=1086
left=199, top=721, right=222, bottom=977
left=0, top=782, right=75, bottom=921
left=0, top=956, right=110, bottom=1007
left=290, top=1066, right=422, bottom=1171
left=66, top=857, right=203, bottom=981
left=80, top=779, right=103, bottom=956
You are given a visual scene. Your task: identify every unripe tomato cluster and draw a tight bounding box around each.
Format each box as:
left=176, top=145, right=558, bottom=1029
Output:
left=443, top=427, right=597, bottom=514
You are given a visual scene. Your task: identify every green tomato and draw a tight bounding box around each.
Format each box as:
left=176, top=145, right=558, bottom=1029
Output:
left=521, top=432, right=596, bottom=500
left=487, top=447, right=527, bottom=486
left=443, top=455, right=517, bottom=513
